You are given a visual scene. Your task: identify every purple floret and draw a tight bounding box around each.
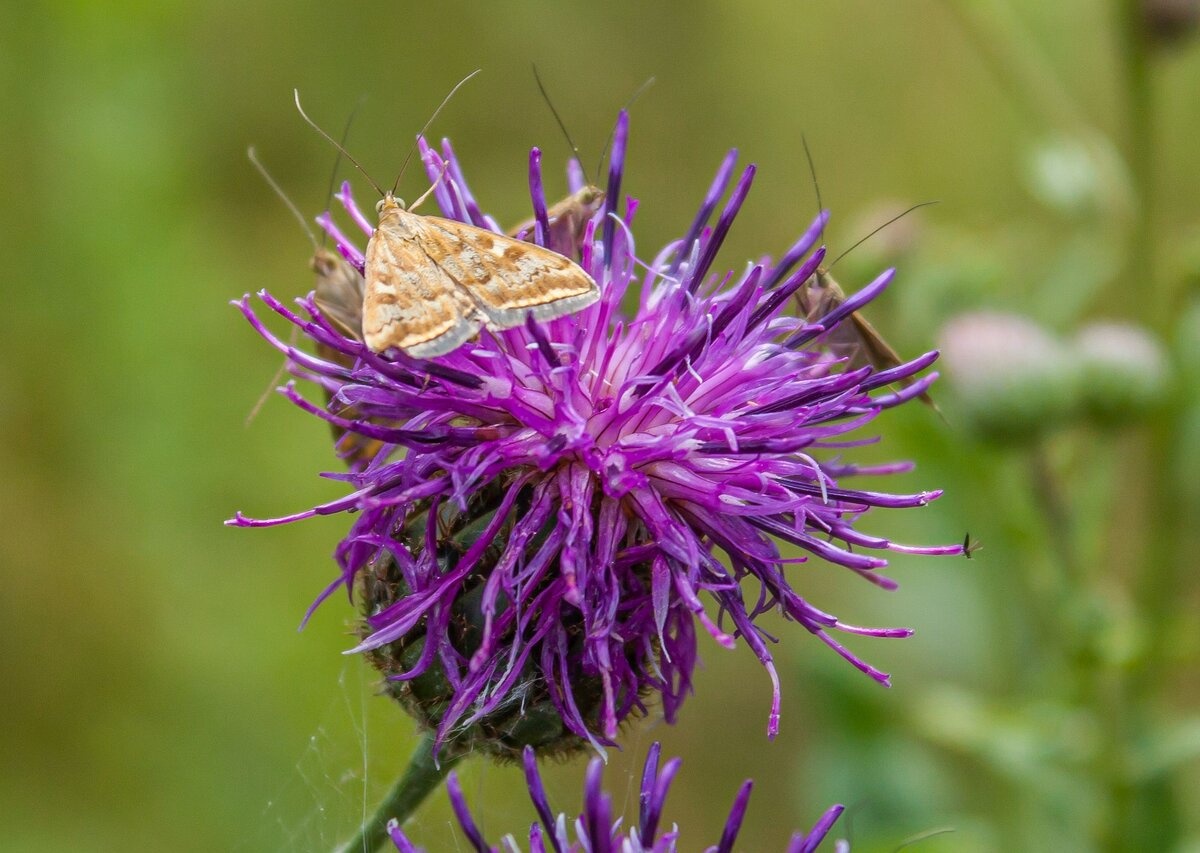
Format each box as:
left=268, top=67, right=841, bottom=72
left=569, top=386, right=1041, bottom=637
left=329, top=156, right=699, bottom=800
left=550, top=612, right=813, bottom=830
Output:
left=386, top=742, right=848, bottom=852
left=230, top=110, right=958, bottom=755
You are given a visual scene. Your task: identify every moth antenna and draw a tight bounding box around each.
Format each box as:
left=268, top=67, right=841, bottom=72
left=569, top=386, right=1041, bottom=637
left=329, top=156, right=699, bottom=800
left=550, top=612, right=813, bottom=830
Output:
left=247, top=146, right=319, bottom=251
left=892, top=827, right=957, bottom=852
left=391, top=68, right=482, bottom=196
left=293, top=89, right=386, bottom=197
left=407, top=161, right=450, bottom=213
left=828, top=200, right=939, bottom=269
left=531, top=64, right=588, bottom=183
left=320, top=97, right=367, bottom=245
left=245, top=327, right=299, bottom=427
left=594, top=76, right=655, bottom=181
left=801, top=134, right=823, bottom=217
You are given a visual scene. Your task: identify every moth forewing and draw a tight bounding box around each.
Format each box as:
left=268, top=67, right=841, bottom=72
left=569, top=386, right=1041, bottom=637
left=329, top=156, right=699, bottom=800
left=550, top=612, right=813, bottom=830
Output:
left=244, top=145, right=378, bottom=465
left=363, top=194, right=600, bottom=359
left=306, top=247, right=389, bottom=470
left=311, top=248, right=365, bottom=342
left=507, top=184, right=606, bottom=259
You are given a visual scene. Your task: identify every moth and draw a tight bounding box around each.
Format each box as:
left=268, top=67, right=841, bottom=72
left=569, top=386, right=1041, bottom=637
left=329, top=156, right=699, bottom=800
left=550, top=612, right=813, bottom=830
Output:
left=245, top=146, right=366, bottom=347
left=248, top=146, right=383, bottom=469
left=507, top=184, right=606, bottom=259
left=362, top=190, right=600, bottom=358
left=796, top=139, right=937, bottom=408
left=797, top=266, right=906, bottom=374
left=294, top=80, right=600, bottom=360
left=502, top=67, right=652, bottom=259
left=797, top=266, right=936, bottom=408
left=309, top=247, right=387, bottom=468
left=962, top=532, right=982, bottom=559
left=311, top=247, right=365, bottom=343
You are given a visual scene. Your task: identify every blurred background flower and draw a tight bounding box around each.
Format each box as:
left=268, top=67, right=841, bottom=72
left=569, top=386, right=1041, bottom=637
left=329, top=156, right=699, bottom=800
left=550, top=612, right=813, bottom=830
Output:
left=3, top=1, right=1199, bottom=851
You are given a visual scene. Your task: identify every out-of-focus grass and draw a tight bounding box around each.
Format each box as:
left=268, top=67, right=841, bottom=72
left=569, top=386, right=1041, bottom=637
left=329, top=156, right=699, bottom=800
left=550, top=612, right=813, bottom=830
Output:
left=1, top=1, right=1198, bottom=850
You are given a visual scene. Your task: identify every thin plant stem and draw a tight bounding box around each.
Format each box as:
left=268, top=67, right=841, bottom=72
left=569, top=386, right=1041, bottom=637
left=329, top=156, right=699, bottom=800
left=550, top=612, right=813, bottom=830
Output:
left=335, top=733, right=463, bottom=853
left=1116, top=1, right=1181, bottom=847
left=1028, top=442, right=1082, bottom=589
left=1115, top=0, right=1181, bottom=688
left=942, top=0, right=1095, bottom=136
left=1027, top=440, right=1130, bottom=852
left=1116, top=0, right=1156, bottom=313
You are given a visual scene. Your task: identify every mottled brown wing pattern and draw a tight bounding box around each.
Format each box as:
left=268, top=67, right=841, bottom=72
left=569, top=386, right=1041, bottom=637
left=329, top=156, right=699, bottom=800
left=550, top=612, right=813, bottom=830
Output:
left=363, top=209, right=484, bottom=358
left=418, top=214, right=600, bottom=328
left=362, top=195, right=599, bottom=359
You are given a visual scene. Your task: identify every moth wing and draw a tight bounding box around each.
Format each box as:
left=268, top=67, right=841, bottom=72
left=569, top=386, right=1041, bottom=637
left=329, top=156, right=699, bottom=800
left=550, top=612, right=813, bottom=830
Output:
left=851, top=311, right=938, bottom=409
left=363, top=219, right=483, bottom=358
left=312, top=249, right=366, bottom=341
left=799, top=273, right=872, bottom=370
left=419, top=216, right=600, bottom=329
left=506, top=187, right=605, bottom=255
left=801, top=271, right=938, bottom=409
left=849, top=312, right=904, bottom=373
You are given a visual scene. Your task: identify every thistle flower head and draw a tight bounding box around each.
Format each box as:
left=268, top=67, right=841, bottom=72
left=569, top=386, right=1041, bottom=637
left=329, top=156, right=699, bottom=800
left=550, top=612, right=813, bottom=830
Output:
left=232, top=112, right=956, bottom=758
left=387, top=742, right=848, bottom=853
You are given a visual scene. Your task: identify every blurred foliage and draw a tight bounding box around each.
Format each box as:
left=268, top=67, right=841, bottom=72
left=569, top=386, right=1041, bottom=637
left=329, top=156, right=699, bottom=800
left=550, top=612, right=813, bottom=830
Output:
left=2, top=0, right=1199, bottom=851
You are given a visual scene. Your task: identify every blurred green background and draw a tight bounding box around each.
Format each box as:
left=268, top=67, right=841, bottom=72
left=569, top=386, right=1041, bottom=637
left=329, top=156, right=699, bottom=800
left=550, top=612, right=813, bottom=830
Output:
left=2, top=1, right=1199, bottom=850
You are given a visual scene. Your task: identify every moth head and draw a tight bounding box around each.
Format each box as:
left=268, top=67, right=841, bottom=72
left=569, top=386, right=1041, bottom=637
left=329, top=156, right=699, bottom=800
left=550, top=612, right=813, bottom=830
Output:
left=794, top=270, right=831, bottom=318
left=814, top=267, right=836, bottom=291
left=576, top=185, right=606, bottom=212
left=377, top=193, right=405, bottom=215
left=310, top=247, right=338, bottom=277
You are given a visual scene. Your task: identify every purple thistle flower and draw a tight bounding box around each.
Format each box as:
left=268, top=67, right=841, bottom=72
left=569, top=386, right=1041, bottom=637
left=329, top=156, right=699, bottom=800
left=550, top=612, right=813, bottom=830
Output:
left=386, top=742, right=848, bottom=852
left=230, top=111, right=958, bottom=758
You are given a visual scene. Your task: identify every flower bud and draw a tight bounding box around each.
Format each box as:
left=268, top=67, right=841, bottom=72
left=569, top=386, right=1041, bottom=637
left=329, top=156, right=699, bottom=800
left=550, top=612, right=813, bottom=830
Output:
left=1024, top=133, right=1130, bottom=220
left=1142, top=0, right=1200, bottom=46
left=1074, top=321, right=1169, bottom=426
left=940, top=311, right=1081, bottom=444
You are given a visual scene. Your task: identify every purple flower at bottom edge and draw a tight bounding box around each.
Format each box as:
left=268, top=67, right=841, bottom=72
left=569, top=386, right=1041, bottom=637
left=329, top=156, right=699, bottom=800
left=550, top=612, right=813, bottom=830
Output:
left=388, top=742, right=847, bottom=853
left=231, top=111, right=960, bottom=758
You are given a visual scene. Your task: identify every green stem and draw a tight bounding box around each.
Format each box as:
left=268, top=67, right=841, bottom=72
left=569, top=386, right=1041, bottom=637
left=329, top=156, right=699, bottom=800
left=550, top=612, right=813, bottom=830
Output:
left=335, top=733, right=463, bottom=853
left=943, top=0, right=1094, bottom=135
left=1117, top=0, right=1157, bottom=314
left=1025, top=443, right=1083, bottom=669
left=1114, top=2, right=1178, bottom=848
left=1027, top=441, right=1131, bottom=852
left=1028, top=443, right=1081, bottom=589
left=1115, top=0, right=1180, bottom=686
